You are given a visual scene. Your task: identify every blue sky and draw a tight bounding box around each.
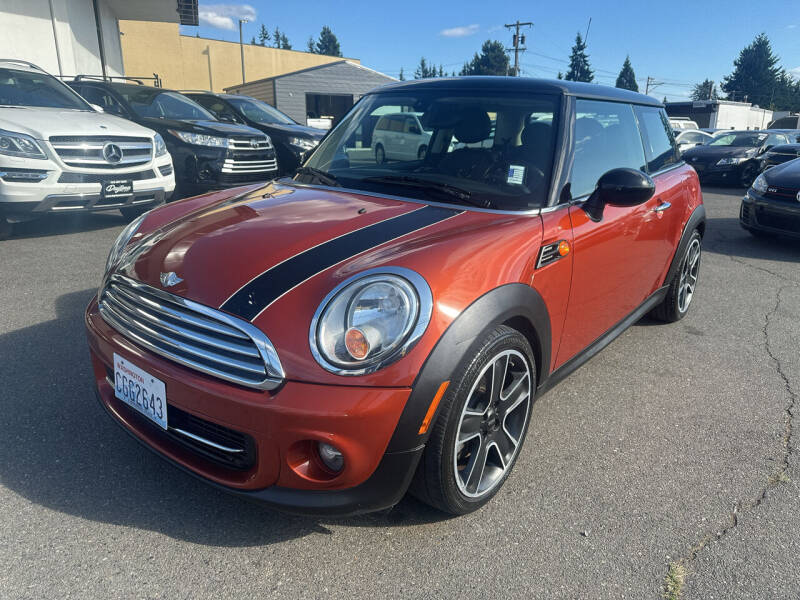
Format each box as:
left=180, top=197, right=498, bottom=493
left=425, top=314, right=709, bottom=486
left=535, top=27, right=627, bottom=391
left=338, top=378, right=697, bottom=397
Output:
left=184, top=1, right=800, bottom=101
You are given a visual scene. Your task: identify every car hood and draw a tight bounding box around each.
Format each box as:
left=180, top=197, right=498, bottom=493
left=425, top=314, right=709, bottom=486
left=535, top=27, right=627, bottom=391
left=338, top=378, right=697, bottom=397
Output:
left=257, top=122, right=326, bottom=139
left=0, top=106, right=156, bottom=140
left=683, top=145, right=758, bottom=160
left=118, top=183, right=470, bottom=318
left=763, top=158, right=800, bottom=189
left=139, top=117, right=263, bottom=137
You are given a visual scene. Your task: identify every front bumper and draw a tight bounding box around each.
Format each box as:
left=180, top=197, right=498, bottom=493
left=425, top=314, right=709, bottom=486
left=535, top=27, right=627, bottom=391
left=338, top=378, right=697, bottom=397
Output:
left=171, top=144, right=279, bottom=192
left=0, top=156, right=175, bottom=220
left=85, top=298, right=420, bottom=516
left=740, top=189, right=800, bottom=238
left=691, top=161, right=746, bottom=182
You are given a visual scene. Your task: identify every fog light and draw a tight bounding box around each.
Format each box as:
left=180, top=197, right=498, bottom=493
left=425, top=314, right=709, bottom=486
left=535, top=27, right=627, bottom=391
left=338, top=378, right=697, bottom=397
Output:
left=317, top=441, right=344, bottom=472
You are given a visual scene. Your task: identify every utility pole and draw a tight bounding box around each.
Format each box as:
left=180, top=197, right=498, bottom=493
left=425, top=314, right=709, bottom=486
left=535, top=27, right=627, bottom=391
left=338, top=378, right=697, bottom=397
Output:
left=504, top=20, right=532, bottom=77
left=645, top=76, right=662, bottom=95
left=708, top=80, right=714, bottom=100
left=238, top=18, right=249, bottom=84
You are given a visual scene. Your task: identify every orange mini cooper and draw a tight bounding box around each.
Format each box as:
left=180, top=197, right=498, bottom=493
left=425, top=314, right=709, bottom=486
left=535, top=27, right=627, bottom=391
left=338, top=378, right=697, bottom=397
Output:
left=85, top=78, right=705, bottom=515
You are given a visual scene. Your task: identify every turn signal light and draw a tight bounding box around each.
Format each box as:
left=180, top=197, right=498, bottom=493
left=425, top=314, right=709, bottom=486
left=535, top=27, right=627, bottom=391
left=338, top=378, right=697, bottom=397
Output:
left=344, top=327, right=370, bottom=359
left=558, top=240, right=571, bottom=256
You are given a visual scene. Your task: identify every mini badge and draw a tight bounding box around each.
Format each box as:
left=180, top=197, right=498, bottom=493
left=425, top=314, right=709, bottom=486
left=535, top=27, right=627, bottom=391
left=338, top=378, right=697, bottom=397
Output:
left=507, top=164, right=525, bottom=185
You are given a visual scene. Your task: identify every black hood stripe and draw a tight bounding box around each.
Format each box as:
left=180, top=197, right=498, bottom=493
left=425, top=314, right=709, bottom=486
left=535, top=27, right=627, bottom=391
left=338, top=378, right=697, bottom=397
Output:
left=221, top=205, right=462, bottom=321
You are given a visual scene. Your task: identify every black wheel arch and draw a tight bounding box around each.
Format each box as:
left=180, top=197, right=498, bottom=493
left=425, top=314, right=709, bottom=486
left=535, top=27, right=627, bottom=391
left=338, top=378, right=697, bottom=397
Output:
left=385, top=282, right=551, bottom=453
left=663, top=203, right=706, bottom=287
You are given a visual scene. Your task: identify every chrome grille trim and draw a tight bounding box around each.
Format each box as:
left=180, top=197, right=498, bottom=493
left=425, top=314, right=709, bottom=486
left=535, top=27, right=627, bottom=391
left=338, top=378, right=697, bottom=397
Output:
left=221, top=158, right=278, bottom=173
left=49, top=136, right=153, bottom=169
left=99, top=274, right=283, bottom=389
left=228, top=136, right=272, bottom=150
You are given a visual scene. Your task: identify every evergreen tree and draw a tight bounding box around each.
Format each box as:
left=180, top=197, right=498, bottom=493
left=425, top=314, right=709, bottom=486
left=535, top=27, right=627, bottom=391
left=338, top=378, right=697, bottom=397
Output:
left=459, top=40, right=510, bottom=76
left=721, top=33, right=780, bottom=106
left=438, top=65, right=445, bottom=78
left=691, top=79, right=717, bottom=101
left=662, top=96, right=668, bottom=104
left=415, top=57, right=433, bottom=79
left=315, top=26, right=342, bottom=57
left=306, top=36, right=316, bottom=53
left=257, top=24, right=270, bottom=46
left=615, top=56, right=638, bottom=92
left=280, top=33, right=291, bottom=50
left=250, top=36, right=256, bottom=45
left=565, top=33, right=593, bottom=82
left=272, top=27, right=282, bottom=48
left=398, top=67, right=405, bottom=81
left=557, top=71, right=563, bottom=80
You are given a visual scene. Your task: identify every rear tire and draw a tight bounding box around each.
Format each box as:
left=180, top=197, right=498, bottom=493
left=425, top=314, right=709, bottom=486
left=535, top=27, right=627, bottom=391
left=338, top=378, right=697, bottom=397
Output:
left=410, top=325, right=535, bottom=515
left=0, top=215, right=12, bottom=241
left=375, top=144, right=386, bottom=164
left=651, top=230, right=702, bottom=322
left=120, top=206, right=150, bottom=221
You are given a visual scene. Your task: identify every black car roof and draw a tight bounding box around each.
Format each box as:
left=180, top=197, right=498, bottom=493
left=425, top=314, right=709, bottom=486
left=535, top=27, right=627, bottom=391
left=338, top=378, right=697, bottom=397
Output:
left=370, top=76, right=663, bottom=107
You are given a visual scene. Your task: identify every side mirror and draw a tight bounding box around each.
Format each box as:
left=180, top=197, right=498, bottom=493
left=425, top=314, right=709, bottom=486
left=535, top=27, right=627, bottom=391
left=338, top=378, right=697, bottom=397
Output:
left=583, top=168, right=655, bottom=222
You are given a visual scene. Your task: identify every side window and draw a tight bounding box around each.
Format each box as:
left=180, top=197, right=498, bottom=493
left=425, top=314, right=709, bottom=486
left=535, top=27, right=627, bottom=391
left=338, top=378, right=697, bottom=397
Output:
left=634, top=106, right=680, bottom=173
left=570, top=99, right=647, bottom=198
left=683, top=132, right=706, bottom=144
left=79, top=85, right=127, bottom=117
left=765, top=133, right=785, bottom=148
left=389, top=116, right=404, bottom=132
left=196, top=97, right=240, bottom=123
left=375, top=116, right=389, bottom=131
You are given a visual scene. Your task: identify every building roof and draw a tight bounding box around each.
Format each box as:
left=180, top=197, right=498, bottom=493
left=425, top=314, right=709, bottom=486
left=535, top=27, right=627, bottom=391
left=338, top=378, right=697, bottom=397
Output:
left=372, top=76, right=662, bottom=106
left=225, top=60, right=394, bottom=90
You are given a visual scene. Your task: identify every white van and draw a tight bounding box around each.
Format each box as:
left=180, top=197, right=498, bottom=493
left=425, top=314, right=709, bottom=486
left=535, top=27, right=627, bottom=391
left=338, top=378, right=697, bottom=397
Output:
left=372, top=112, right=432, bottom=163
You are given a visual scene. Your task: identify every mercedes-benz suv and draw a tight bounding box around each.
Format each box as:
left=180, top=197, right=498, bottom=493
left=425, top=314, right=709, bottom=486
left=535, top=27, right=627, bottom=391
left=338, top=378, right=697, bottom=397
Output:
left=0, top=61, right=175, bottom=239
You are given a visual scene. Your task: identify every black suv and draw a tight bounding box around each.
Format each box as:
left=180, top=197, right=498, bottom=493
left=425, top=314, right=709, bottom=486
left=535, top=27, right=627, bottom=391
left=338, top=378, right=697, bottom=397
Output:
left=184, top=92, right=325, bottom=175
left=68, top=80, right=279, bottom=197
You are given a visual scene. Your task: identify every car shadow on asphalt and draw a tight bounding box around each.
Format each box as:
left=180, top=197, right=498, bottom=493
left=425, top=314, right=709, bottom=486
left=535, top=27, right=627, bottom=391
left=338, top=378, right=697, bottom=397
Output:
left=0, top=289, right=450, bottom=548
left=10, top=212, right=128, bottom=240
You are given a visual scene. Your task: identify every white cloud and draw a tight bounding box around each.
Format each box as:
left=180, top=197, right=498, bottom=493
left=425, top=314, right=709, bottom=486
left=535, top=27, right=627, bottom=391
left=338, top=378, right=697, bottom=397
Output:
left=439, top=24, right=480, bottom=38
left=789, top=66, right=800, bottom=80
left=198, top=3, right=257, bottom=31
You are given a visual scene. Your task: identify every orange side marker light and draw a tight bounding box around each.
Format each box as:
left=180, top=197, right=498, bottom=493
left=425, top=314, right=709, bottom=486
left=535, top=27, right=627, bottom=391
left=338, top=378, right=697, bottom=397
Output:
left=558, top=240, right=571, bottom=256
left=418, top=381, right=450, bottom=435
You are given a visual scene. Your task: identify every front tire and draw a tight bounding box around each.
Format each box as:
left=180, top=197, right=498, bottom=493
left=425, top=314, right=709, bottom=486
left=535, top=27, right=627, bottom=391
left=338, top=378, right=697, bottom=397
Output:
left=375, top=144, right=386, bottom=164
left=411, top=325, right=535, bottom=515
left=740, top=162, right=758, bottom=188
left=651, top=230, right=702, bottom=322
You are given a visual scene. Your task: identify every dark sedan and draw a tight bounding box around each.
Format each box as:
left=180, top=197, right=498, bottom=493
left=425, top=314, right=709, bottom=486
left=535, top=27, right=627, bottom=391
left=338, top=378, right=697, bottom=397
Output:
left=741, top=158, right=800, bottom=239
left=185, top=92, right=325, bottom=176
left=760, top=144, right=800, bottom=171
left=683, top=130, right=791, bottom=187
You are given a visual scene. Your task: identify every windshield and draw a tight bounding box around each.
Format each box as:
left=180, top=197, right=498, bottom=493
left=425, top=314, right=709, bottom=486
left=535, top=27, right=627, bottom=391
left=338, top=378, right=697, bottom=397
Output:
left=299, top=90, right=560, bottom=211
left=227, top=96, right=295, bottom=125
left=0, top=68, right=89, bottom=110
left=709, top=132, right=767, bottom=147
left=116, top=88, right=215, bottom=121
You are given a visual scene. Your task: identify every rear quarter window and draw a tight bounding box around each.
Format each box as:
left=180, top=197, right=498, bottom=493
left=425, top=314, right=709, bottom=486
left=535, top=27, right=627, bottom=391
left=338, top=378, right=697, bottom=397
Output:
left=634, top=106, right=680, bottom=173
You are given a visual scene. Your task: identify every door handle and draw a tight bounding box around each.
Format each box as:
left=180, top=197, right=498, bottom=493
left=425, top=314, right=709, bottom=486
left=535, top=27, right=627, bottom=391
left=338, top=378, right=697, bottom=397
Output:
left=653, top=202, right=672, bottom=213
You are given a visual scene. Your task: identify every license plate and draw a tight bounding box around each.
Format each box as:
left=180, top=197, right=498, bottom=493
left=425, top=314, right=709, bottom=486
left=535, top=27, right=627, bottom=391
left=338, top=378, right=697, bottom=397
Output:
left=102, top=179, right=134, bottom=199
left=113, top=353, right=167, bottom=430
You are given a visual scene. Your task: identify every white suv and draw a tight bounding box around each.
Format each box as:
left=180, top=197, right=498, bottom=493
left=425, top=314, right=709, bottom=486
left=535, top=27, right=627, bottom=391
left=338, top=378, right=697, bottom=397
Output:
left=372, top=112, right=432, bottom=163
left=0, top=61, right=175, bottom=239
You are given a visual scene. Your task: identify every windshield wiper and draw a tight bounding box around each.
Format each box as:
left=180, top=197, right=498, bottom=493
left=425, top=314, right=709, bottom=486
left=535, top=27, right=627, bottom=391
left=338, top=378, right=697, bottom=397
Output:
left=294, top=166, right=340, bottom=187
left=363, top=175, right=492, bottom=208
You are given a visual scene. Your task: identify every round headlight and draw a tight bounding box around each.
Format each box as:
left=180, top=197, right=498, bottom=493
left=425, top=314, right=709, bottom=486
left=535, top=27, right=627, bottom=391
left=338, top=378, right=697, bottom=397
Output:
left=310, top=268, right=433, bottom=375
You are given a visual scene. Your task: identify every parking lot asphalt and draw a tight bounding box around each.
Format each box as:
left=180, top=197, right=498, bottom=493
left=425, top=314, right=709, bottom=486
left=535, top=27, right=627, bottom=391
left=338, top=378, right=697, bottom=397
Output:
left=1, top=186, right=798, bottom=599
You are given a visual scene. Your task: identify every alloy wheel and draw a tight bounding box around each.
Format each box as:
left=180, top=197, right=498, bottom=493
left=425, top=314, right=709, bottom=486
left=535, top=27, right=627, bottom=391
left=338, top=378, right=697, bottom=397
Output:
left=678, top=238, right=701, bottom=313
left=453, top=349, right=532, bottom=498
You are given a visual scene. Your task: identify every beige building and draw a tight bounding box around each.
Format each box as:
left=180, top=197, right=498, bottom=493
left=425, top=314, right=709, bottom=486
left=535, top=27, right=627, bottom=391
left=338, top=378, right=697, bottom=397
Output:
left=119, top=21, right=358, bottom=93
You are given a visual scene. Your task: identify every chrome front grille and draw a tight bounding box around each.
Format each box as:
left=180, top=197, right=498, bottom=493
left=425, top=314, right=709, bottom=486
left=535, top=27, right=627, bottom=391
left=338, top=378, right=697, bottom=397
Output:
left=221, top=157, right=278, bottom=174
left=228, top=136, right=271, bottom=151
left=49, top=136, right=153, bottom=169
left=99, top=275, right=283, bottom=389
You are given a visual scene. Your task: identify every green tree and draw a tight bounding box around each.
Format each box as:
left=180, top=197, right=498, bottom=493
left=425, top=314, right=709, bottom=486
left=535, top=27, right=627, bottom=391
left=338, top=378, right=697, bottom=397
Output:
left=315, top=26, right=342, bottom=57
left=257, top=24, right=270, bottom=46
left=306, top=36, right=316, bottom=53
left=721, top=33, right=780, bottom=106
left=557, top=71, right=563, bottom=80
left=415, top=57, right=434, bottom=79
left=438, top=65, right=444, bottom=77
left=250, top=36, right=256, bottom=45
left=459, top=40, right=510, bottom=76
left=280, top=33, right=291, bottom=50
left=565, top=33, right=593, bottom=82
left=398, top=67, right=405, bottom=81
left=615, top=56, right=638, bottom=92
left=691, top=79, right=717, bottom=101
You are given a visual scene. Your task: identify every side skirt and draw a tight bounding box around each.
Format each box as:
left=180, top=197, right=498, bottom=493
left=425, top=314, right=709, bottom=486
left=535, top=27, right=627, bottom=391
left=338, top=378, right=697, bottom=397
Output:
left=537, top=285, right=669, bottom=395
